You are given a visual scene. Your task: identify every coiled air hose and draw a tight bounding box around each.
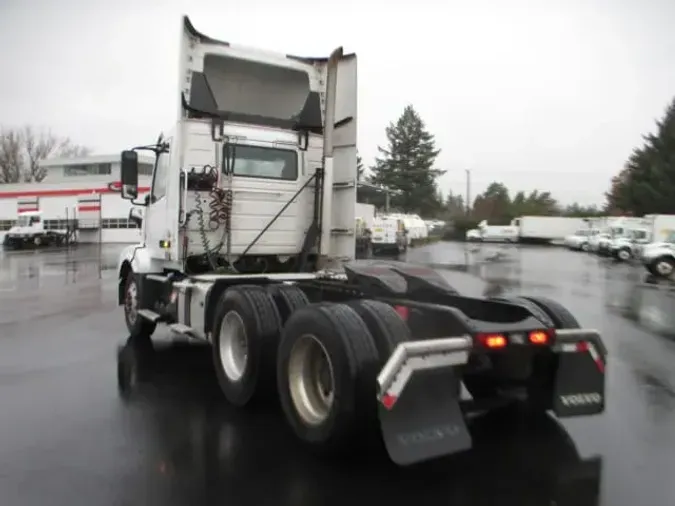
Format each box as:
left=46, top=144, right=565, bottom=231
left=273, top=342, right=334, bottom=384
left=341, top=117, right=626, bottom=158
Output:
left=184, top=164, right=233, bottom=272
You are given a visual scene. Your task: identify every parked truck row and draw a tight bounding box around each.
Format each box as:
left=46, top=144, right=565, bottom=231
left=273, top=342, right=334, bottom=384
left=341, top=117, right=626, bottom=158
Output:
left=354, top=203, right=441, bottom=257
left=115, top=15, right=606, bottom=467
left=563, top=215, right=675, bottom=280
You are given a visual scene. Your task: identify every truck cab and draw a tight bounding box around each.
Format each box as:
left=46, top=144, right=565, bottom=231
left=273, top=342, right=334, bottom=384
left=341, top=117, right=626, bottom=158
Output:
left=609, top=227, right=651, bottom=261
left=641, top=231, right=675, bottom=278
left=3, top=212, right=45, bottom=249
left=116, top=15, right=357, bottom=278
left=8, top=211, right=44, bottom=235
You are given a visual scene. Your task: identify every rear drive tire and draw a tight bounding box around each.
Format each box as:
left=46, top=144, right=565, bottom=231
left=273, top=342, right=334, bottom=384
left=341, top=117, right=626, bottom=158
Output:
left=123, top=274, right=157, bottom=340
left=346, top=299, right=411, bottom=360
left=277, top=303, right=379, bottom=453
left=266, top=284, right=309, bottom=324
left=520, top=296, right=580, bottom=413
left=211, top=285, right=281, bottom=406
left=521, top=296, right=580, bottom=329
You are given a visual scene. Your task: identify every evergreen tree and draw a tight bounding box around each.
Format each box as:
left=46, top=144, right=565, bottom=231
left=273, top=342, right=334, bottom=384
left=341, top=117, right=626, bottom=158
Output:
left=606, top=97, right=675, bottom=214
left=368, top=105, right=444, bottom=216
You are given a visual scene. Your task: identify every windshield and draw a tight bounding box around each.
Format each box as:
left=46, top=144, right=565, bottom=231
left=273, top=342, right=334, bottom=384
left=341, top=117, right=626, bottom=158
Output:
left=228, top=144, right=298, bottom=180
left=17, top=215, right=32, bottom=227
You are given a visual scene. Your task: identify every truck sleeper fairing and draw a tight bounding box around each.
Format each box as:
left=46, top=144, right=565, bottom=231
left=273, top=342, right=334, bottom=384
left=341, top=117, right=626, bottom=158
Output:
left=168, top=15, right=358, bottom=266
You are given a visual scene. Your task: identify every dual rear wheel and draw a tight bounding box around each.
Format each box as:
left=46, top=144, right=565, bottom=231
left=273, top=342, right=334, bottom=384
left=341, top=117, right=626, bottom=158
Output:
left=210, top=285, right=411, bottom=451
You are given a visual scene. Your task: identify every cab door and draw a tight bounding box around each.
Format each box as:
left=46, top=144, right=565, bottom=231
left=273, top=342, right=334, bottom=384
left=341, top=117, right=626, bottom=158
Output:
left=144, top=141, right=172, bottom=260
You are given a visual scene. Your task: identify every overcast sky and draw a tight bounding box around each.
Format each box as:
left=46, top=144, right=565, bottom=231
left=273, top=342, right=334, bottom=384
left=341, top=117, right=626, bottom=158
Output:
left=1, top=0, right=674, bottom=206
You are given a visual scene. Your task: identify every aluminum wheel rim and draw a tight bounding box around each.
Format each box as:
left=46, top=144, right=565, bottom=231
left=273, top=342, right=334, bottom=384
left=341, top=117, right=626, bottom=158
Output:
left=125, top=281, right=138, bottom=325
left=656, top=261, right=674, bottom=276
left=618, top=249, right=631, bottom=260
left=288, top=334, right=335, bottom=426
left=219, top=311, right=248, bottom=382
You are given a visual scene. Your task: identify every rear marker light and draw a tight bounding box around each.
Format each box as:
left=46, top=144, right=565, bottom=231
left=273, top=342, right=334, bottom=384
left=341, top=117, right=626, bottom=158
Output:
left=393, top=305, right=409, bottom=321
left=381, top=393, right=397, bottom=410
left=576, top=341, right=605, bottom=373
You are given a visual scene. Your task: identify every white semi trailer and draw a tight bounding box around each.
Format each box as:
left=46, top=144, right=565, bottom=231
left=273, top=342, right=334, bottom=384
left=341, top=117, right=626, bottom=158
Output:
left=115, top=15, right=607, bottom=467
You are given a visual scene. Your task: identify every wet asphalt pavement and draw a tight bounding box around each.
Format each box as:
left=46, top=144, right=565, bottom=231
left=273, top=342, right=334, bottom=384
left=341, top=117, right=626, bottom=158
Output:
left=1, top=242, right=674, bottom=506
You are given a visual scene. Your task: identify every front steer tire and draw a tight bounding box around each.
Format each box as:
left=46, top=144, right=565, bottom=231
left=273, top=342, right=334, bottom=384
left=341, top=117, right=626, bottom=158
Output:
left=123, top=274, right=157, bottom=341
left=211, top=285, right=281, bottom=407
left=277, top=303, right=380, bottom=454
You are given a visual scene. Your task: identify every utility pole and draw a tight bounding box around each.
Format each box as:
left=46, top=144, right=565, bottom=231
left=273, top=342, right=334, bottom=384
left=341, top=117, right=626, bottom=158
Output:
left=465, top=168, right=471, bottom=216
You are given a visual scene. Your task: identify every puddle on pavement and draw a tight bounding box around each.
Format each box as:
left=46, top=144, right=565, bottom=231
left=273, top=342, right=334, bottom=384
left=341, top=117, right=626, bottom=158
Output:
left=0, top=246, right=121, bottom=292
left=605, top=270, right=675, bottom=339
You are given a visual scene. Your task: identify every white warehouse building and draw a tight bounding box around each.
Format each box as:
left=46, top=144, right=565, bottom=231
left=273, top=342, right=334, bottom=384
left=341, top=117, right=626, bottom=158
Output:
left=0, top=154, right=154, bottom=244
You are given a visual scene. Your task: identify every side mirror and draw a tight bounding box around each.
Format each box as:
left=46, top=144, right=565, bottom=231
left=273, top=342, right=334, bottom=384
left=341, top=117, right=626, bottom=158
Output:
left=120, top=150, right=139, bottom=200
left=144, top=194, right=151, bottom=206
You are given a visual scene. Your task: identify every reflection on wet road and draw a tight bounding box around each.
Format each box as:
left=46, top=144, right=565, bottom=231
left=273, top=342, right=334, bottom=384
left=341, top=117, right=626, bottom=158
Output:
left=1, top=242, right=674, bottom=506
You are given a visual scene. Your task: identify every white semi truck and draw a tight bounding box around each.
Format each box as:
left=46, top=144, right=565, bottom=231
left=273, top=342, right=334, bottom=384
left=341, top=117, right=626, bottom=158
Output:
left=115, top=15, right=607, bottom=466
left=2, top=211, right=77, bottom=250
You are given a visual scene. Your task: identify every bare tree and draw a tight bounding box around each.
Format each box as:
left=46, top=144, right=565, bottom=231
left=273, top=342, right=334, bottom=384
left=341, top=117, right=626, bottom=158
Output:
left=0, top=129, right=23, bottom=184
left=0, top=126, right=91, bottom=183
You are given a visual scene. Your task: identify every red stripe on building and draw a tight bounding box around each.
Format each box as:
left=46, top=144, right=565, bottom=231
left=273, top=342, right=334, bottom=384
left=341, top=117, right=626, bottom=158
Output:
left=0, top=186, right=151, bottom=198
left=18, top=208, right=40, bottom=213
left=78, top=205, right=102, bottom=212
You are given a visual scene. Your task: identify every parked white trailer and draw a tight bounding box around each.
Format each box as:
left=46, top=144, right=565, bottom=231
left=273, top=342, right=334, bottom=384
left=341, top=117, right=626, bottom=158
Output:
left=513, top=216, right=588, bottom=244
left=466, top=220, right=518, bottom=243
left=114, top=14, right=607, bottom=468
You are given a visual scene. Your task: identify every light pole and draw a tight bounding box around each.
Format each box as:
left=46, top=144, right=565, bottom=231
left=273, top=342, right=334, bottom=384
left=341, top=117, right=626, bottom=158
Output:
left=465, top=168, right=471, bottom=216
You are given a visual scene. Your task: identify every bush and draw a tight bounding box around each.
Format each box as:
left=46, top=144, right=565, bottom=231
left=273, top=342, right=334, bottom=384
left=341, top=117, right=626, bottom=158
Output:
left=410, top=236, right=441, bottom=247
left=441, top=217, right=480, bottom=241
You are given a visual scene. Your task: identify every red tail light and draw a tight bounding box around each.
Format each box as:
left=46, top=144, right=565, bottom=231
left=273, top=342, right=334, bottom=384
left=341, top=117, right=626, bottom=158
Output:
left=393, top=305, right=409, bottom=321
left=529, top=329, right=554, bottom=345
left=477, top=333, right=508, bottom=349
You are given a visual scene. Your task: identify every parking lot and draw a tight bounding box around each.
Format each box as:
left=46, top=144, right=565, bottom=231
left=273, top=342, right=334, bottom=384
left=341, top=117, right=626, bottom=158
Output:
left=1, top=242, right=674, bottom=506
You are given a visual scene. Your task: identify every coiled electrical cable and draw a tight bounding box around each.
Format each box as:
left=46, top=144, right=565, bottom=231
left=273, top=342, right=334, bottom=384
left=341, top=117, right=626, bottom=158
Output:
left=208, top=187, right=231, bottom=230
left=183, top=163, right=235, bottom=272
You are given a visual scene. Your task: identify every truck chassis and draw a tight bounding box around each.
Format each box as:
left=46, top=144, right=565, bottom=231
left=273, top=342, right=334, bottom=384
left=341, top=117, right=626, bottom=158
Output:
left=117, top=260, right=607, bottom=466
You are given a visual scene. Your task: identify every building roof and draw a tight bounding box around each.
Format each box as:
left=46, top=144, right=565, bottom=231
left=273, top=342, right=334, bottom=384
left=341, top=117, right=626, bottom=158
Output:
left=39, top=153, right=155, bottom=167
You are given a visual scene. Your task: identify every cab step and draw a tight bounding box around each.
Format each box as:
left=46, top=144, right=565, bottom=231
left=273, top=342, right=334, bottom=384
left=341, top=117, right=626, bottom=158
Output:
left=147, top=274, right=169, bottom=282
left=169, top=323, right=197, bottom=337
left=138, top=309, right=161, bottom=322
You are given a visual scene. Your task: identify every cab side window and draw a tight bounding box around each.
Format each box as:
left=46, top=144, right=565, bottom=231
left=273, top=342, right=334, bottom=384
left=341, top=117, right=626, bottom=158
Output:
left=151, top=140, right=171, bottom=202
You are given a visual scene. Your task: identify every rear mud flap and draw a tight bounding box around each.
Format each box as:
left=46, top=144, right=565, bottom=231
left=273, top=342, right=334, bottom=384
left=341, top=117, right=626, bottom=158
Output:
left=379, top=368, right=471, bottom=466
left=553, top=330, right=606, bottom=417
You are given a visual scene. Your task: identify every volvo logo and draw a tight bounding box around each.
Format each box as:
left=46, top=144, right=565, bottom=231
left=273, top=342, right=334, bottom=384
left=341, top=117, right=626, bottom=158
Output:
left=397, top=424, right=462, bottom=446
left=560, top=393, right=602, bottom=406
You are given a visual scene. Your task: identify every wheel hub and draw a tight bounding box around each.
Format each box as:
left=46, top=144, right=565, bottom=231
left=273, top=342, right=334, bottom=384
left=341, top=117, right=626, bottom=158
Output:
left=288, top=334, right=335, bottom=426
left=219, top=311, right=249, bottom=382
left=656, top=261, right=674, bottom=276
